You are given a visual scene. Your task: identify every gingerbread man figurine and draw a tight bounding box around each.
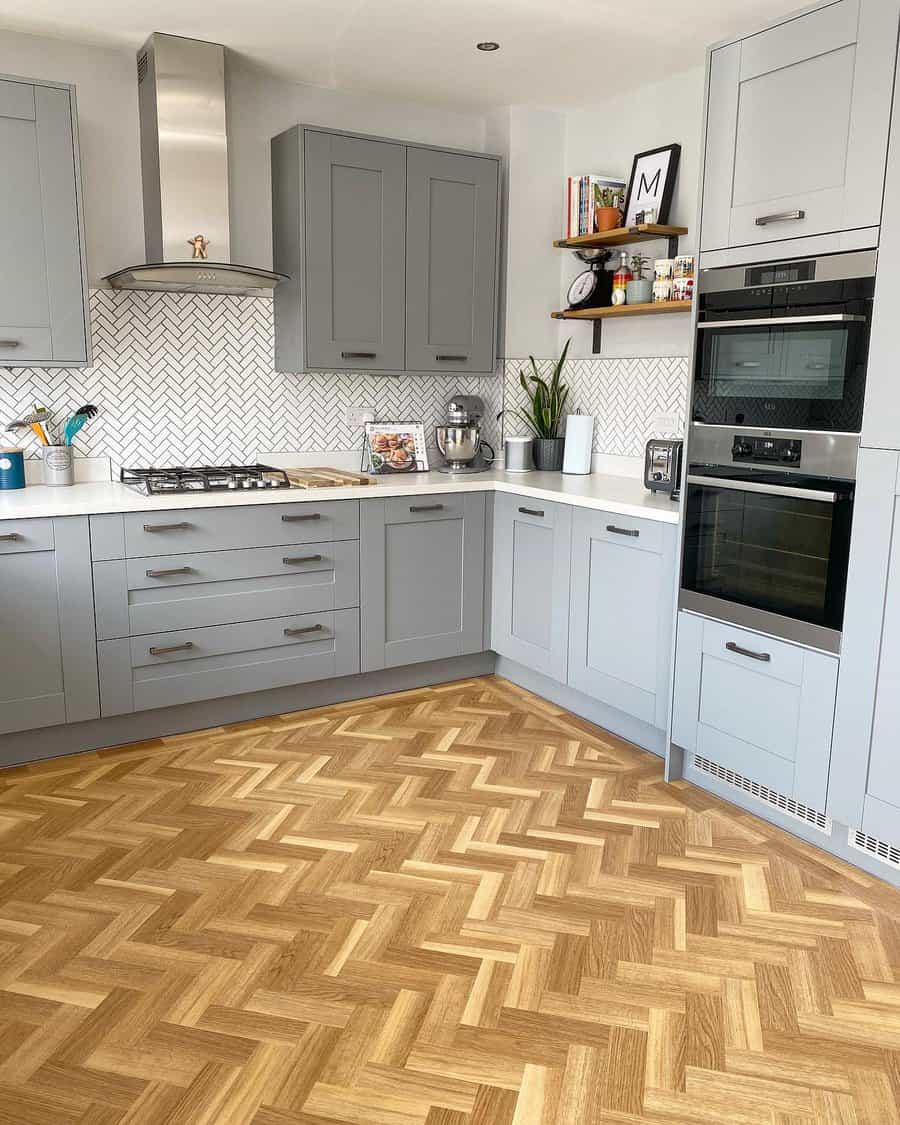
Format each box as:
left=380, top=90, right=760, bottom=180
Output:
left=188, top=234, right=210, bottom=260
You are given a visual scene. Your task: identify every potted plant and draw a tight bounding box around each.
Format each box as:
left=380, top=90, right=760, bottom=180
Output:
left=518, top=339, right=571, bottom=471
left=593, top=184, right=622, bottom=232
left=625, top=253, right=652, bottom=304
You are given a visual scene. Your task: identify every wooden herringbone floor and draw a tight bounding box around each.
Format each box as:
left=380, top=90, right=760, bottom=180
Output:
left=0, top=676, right=898, bottom=1124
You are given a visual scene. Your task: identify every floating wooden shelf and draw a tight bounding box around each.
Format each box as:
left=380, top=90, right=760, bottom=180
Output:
left=554, top=223, right=688, bottom=251
left=551, top=300, right=692, bottom=321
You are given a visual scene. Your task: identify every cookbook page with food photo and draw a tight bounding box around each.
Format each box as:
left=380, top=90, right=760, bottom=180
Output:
left=363, top=422, right=429, bottom=473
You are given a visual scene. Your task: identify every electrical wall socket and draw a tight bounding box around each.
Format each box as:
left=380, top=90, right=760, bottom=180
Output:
left=346, top=407, right=376, bottom=428
left=650, top=412, right=679, bottom=433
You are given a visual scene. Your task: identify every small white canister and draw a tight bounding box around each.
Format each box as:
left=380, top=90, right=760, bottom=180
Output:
left=504, top=436, right=534, bottom=472
left=42, top=445, right=74, bottom=486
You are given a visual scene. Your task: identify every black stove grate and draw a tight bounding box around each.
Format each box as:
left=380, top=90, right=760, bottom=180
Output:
left=120, top=464, right=292, bottom=495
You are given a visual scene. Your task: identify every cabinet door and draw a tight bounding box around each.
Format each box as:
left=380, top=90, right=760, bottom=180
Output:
left=303, top=130, right=406, bottom=371
left=405, top=147, right=499, bottom=374
left=360, top=494, right=486, bottom=670
left=0, top=79, right=88, bottom=365
left=491, top=494, right=571, bottom=683
left=673, top=613, right=838, bottom=810
left=700, top=0, right=900, bottom=252
left=568, top=510, right=676, bottom=729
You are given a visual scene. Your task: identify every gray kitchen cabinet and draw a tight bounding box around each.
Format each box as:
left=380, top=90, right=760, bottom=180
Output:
left=829, top=447, right=900, bottom=846
left=360, top=493, right=486, bottom=670
left=700, top=0, right=900, bottom=254
left=0, top=516, right=98, bottom=735
left=568, top=509, right=677, bottom=729
left=672, top=612, right=838, bottom=811
left=271, top=124, right=501, bottom=375
left=0, top=76, right=89, bottom=366
left=491, top=493, right=572, bottom=683
left=405, top=147, right=499, bottom=374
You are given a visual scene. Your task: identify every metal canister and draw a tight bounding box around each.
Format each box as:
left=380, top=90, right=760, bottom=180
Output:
left=0, top=447, right=25, bottom=490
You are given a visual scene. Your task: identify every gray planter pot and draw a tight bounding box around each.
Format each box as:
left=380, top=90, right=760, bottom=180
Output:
left=625, top=278, right=653, bottom=305
left=532, top=437, right=565, bottom=472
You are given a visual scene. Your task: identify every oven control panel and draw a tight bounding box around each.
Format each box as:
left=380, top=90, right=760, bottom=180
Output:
left=732, top=435, right=802, bottom=465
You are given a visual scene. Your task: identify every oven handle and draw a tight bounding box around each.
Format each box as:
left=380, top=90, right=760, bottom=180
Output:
left=687, top=474, right=840, bottom=503
left=697, top=314, right=867, bottom=329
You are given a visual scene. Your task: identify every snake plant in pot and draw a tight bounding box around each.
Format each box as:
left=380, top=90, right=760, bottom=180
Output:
left=518, top=339, right=571, bottom=471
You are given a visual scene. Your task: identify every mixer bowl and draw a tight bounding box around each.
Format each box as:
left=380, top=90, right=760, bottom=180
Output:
left=435, top=425, right=480, bottom=467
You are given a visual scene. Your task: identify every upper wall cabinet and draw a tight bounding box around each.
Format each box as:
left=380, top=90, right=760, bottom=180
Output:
left=0, top=76, right=90, bottom=367
left=271, top=125, right=501, bottom=375
left=700, top=0, right=900, bottom=255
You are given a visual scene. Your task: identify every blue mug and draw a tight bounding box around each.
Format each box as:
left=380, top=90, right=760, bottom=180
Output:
left=0, top=448, right=25, bottom=490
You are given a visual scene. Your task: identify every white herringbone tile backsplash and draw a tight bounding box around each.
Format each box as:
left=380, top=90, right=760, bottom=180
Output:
left=0, top=290, right=688, bottom=471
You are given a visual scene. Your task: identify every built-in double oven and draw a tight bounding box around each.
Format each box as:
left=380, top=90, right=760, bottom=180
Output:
left=680, top=250, right=876, bottom=654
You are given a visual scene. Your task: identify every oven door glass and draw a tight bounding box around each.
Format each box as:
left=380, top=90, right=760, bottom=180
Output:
left=681, top=475, right=853, bottom=631
left=693, top=320, right=868, bottom=430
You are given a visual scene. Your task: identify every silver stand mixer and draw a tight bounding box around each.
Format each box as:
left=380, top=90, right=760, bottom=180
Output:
left=435, top=395, right=495, bottom=473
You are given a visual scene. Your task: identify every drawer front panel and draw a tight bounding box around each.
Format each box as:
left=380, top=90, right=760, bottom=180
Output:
left=383, top=493, right=467, bottom=524
left=699, top=655, right=800, bottom=761
left=0, top=517, right=53, bottom=554
left=591, top=513, right=664, bottom=554
left=99, top=608, right=360, bottom=715
left=123, top=500, right=359, bottom=557
left=700, top=617, right=803, bottom=685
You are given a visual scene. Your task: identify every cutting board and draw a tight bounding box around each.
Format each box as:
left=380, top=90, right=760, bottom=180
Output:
left=284, top=467, right=377, bottom=489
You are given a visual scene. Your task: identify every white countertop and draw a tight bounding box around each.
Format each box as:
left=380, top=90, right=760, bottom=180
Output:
left=0, top=469, right=680, bottom=524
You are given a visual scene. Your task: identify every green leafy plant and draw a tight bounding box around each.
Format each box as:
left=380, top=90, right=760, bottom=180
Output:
left=630, top=252, right=650, bottom=280
left=518, top=339, right=571, bottom=439
left=593, top=183, right=623, bottom=209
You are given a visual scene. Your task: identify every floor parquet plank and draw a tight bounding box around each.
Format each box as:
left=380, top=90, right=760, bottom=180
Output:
left=0, top=674, right=896, bottom=1123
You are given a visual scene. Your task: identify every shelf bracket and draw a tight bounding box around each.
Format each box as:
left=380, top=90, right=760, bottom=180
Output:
left=666, top=234, right=680, bottom=258
left=592, top=320, right=602, bottom=354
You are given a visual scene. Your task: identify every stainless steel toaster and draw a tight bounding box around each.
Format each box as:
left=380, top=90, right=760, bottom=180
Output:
left=644, top=438, right=683, bottom=498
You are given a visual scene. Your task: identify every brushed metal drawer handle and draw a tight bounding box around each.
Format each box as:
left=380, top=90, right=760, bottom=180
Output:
left=149, top=641, right=194, bottom=656
left=606, top=524, right=639, bottom=538
left=146, top=566, right=194, bottom=578
left=0, top=532, right=21, bottom=541
left=341, top=351, right=376, bottom=359
left=518, top=507, right=544, bottom=517
left=725, top=640, right=771, bottom=663
left=435, top=354, right=468, bottom=361
left=284, top=624, right=325, bottom=637
left=283, top=554, right=323, bottom=565
left=282, top=512, right=321, bottom=522
left=0, top=339, right=20, bottom=348
left=409, top=504, right=444, bottom=513
left=755, top=209, right=805, bottom=227
left=143, top=521, right=193, bottom=532
left=734, top=361, right=761, bottom=368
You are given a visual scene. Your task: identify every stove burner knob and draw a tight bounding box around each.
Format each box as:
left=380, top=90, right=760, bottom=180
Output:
left=781, top=447, right=801, bottom=463
left=732, top=440, right=752, bottom=457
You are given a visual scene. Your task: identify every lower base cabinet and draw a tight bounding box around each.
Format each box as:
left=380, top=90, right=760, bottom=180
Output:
left=568, top=508, right=677, bottom=728
left=673, top=611, right=838, bottom=811
left=361, top=493, right=486, bottom=670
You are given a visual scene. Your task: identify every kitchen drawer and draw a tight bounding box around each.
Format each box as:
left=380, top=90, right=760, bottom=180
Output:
left=383, top=493, right=468, bottom=524
left=121, top=500, right=359, bottom=557
left=700, top=616, right=803, bottom=686
left=0, top=517, right=54, bottom=554
left=98, top=608, right=360, bottom=715
left=93, top=541, right=359, bottom=639
left=0, top=327, right=52, bottom=365
left=591, top=512, right=665, bottom=555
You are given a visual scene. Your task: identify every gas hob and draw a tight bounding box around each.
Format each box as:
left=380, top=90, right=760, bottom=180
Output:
left=120, top=464, right=292, bottom=496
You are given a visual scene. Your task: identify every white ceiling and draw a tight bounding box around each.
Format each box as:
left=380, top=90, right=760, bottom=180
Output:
left=0, top=0, right=796, bottom=108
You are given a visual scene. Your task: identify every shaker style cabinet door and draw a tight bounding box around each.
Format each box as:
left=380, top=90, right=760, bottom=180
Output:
left=491, top=494, right=572, bottom=683
left=360, top=494, right=486, bottom=670
left=0, top=78, right=89, bottom=366
left=700, top=0, right=900, bottom=252
left=405, top=147, right=499, bottom=374
left=303, top=130, right=406, bottom=371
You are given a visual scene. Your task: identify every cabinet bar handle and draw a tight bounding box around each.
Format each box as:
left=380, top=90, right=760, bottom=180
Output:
left=282, top=512, right=321, bottom=522
left=435, top=354, right=468, bottom=361
left=0, top=532, right=21, bottom=541
left=409, top=504, right=443, bottom=512
left=143, top=521, right=193, bottom=532
left=146, top=566, right=193, bottom=578
left=341, top=351, right=376, bottom=359
left=284, top=624, right=325, bottom=637
left=149, top=641, right=194, bottom=656
left=734, top=361, right=761, bottom=368
left=725, top=640, right=771, bottom=663
left=283, top=554, right=323, bottom=565
left=606, top=524, right=639, bottom=537
left=0, top=339, right=20, bottom=348
left=518, top=507, right=544, bottom=517
left=754, top=209, right=805, bottom=226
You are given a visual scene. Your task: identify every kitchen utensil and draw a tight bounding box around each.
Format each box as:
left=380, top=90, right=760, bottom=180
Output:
left=503, top=436, right=533, bottom=472
left=562, top=415, right=594, bottom=475
left=7, top=411, right=50, bottom=446
left=42, top=445, right=74, bottom=486
left=0, top=448, right=25, bottom=490
left=63, top=403, right=98, bottom=446
left=644, top=438, right=683, bottom=498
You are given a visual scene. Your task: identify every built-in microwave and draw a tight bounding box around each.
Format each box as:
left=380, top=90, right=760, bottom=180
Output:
left=692, top=250, right=875, bottom=433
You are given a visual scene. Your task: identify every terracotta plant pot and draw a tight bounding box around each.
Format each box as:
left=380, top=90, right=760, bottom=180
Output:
left=532, top=437, right=565, bottom=472
left=594, top=206, right=622, bottom=233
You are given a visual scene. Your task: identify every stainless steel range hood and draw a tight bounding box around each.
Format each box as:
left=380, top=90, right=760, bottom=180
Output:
left=105, top=33, right=285, bottom=296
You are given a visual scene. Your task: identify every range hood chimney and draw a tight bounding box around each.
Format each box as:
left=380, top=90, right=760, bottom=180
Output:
left=105, top=33, right=285, bottom=296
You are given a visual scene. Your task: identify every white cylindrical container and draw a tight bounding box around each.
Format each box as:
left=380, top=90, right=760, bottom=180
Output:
left=42, top=445, right=74, bottom=486
left=562, top=415, right=593, bottom=475
left=504, top=435, right=534, bottom=472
